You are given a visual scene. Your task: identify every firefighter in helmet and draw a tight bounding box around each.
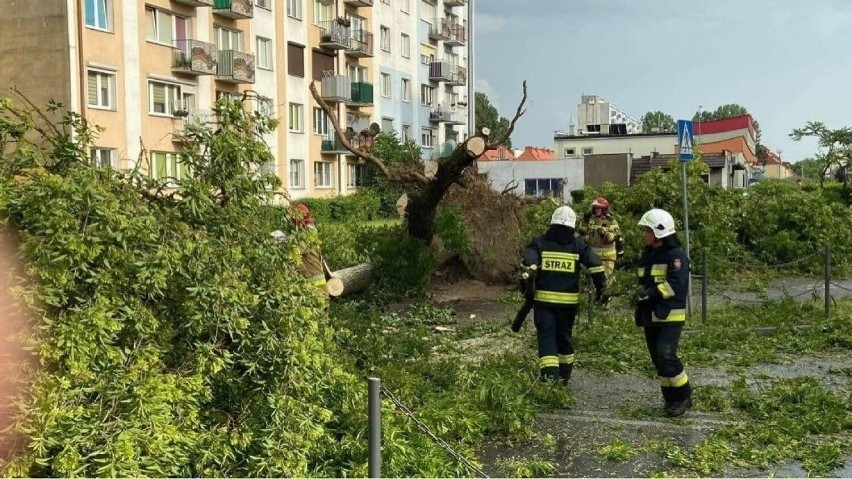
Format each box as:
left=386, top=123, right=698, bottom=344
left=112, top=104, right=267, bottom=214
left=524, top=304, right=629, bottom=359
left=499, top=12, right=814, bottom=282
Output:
left=578, top=197, right=622, bottom=286
left=291, top=204, right=329, bottom=298
left=522, top=206, right=608, bottom=384
left=635, top=208, right=692, bottom=416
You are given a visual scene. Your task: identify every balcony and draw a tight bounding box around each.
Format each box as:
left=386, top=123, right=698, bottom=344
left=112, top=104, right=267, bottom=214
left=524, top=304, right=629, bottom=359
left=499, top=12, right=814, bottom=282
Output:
left=321, top=75, right=352, bottom=103
left=318, top=21, right=350, bottom=50
left=172, top=109, right=216, bottom=142
left=429, top=18, right=452, bottom=41
left=347, top=82, right=374, bottom=106
left=343, top=0, right=373, bottom=6
left=444, top=0, right=465, bottom=6
left=321, top=136, right=349, bottom=154
left=345, top=30, right=374, bottom=58
left=173, top=0, right=213, bottom=7
left=216, top=50, right=255, bottom=84
left=446, top=23, right=466, bottom=46
left=173, top=39, right=217, bottom=76
left=429, top=61, right=466, bottom=85
left=213, top=0, right=253, bottom=19
left=429, top=107, right=465, bottom=125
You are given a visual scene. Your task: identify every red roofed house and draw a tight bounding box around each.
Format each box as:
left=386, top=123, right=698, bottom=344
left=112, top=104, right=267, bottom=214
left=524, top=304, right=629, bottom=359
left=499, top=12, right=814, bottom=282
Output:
left=516, top=147, right=555, bottom=161
left=762, top=150, right=794, bottom=179
left=476, top=145, right=515, bottom=161
left=691, top=115, right=759, bottom=165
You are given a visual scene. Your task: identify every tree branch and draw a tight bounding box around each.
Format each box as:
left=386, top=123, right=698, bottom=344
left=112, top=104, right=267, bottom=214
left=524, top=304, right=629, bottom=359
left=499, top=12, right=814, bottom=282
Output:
left=308, top=81, right=428, bottom=183
left=488, top=80, right=528, bottom=149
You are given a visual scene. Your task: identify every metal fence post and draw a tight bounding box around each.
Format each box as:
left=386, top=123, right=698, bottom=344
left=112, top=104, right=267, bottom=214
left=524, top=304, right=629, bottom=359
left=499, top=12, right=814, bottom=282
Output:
left=701, top=251, right=708, bottom=323
left=824, top=245, right=831, bottom=319
left=368, top=377, right=381, bottom=478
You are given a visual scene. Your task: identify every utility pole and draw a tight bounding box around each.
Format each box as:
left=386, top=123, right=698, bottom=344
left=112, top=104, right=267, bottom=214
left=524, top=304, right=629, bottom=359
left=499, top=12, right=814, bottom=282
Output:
left=467, top=0, right=475, bottom=133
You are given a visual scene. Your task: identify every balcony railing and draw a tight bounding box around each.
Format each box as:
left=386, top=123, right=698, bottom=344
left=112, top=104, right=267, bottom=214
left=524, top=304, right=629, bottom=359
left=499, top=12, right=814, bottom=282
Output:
left=213, top=0, right=253, bottom=19
left=446, top=23, right=466, bottom=46
left=429, top=18, right=452, bottom=41
left=343, top=0, right=373, bottom=6
left=173, top=0, right=213, bottom=7
left=318, top=21, right=350, bottom=50
left=173, top=39, right=217, bottom=76
left=216, top=50, right=255, bottom=83
left=444, top=0, right=465, bottom=6
left=429, top=62, right=467, bottom=85
left=348, top=82, right=374, bottom=106
left=345, top=30, right=373, bottom=57
left=321, top=75, right=352, bottom=102
left=173, top=109, right=216, bottom=142
left=429, top=107, right=465, bottom=125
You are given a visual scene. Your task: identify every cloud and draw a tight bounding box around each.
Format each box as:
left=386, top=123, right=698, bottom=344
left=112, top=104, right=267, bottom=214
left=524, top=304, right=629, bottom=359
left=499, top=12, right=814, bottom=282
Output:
left=475, top=78, right=500, bottom=109
left=476, top=13, right=507, bottom=34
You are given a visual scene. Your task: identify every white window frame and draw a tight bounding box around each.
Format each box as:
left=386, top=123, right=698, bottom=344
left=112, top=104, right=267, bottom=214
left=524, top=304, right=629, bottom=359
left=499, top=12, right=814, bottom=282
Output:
left=288, top=103, right=304, bottom=133
left=421, top=84, right=434, bottom=106
left=214, top=26, right=243, bottom=51
left=380, top=26, right=391, bottom=52
left=145, top=7, right=189, bottom=46
left=401, top=78, right=411, bottom=102
left=286, top=0, right=302, bottom=20
left=347, top=64, right=367, bottom=83
left=289, top=159, right=305, bottom=188
left=90, top=148, right=116, bottom=168
left=565, top=148, right=576, bottom=156
left=401, top=0, right=410, bottom=13
left=148, top=80, right=182, bottom=116
left=85, top=0, right=112, bottom=31
left=348, top=163, right=366, bottom=188
left=380, top=73, right=391, bottom=98
left=149, top=151, right=188, bottom=182
left=313, top=0, right=333, bottom=24
left=380, top=0, right=390, bottom=4
left=314, top=161, right=333, bottom=188
left=401, top=124, right=411, bottom=142
left=256, top=36, right=273, bottom=70
left=582, top=147, right=593, bottom=155
left=421, top=128, right=434, bottom=148
left=312, top=107, right=329, bottom=135
left=86, top=69, right=116, bottom=110
left=255, top=0, right=272, bottom=9
left=400, top=33, right=410, bottom=58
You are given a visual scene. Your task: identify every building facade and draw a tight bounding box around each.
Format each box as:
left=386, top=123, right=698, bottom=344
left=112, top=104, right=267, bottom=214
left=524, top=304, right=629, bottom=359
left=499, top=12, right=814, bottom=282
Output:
left=0, top=0, right=470, bottom=200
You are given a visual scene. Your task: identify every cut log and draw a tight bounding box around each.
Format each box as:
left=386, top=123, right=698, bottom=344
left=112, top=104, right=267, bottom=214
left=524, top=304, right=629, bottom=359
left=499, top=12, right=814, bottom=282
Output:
left=465, top=136, right=487, bottom=157
left=396, top=193, right=408, bottom=219
left=424, top=161, right=439, bottom=178
left=330, top=263, right=374, bottom=297
left=325, top=276, right=344, bottom=297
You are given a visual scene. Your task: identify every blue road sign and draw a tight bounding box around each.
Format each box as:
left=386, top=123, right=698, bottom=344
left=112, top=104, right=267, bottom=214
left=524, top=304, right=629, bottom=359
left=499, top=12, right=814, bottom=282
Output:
left=677, top=120, right=694, bottom=162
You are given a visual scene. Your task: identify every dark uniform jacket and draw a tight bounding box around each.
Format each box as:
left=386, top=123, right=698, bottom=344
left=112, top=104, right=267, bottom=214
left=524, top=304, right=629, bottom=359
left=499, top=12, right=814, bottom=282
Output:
left=636, top=243, right=690, bottom=325
left=523, top=226, right=606, bottom=307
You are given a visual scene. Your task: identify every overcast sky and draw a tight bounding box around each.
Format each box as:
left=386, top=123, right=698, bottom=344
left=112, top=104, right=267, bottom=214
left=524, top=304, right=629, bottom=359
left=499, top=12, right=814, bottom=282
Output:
left=474, top=0, right=852, bottom=162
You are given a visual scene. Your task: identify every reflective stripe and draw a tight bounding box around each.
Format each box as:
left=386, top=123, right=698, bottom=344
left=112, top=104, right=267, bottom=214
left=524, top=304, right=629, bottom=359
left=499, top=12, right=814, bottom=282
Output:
left=558, top=354, right=575, bottom=365
left=657, top=282, right=675, bottom=299
left=534, top=290, right=580, bottom=304
left=659, top=376, right=670, bottom=387
left=593, top=247, right=617, bottom=260
left=539, top=355, right=559, bottom=369
left=588, top=266, right=605, bottom=274
left=542, top=252, right=579, bottom=260
left=669, top=371, right=689, bottom=388
left=652, top=308, right=686, bottom=322
left=651, top=264, right=667, bottom=276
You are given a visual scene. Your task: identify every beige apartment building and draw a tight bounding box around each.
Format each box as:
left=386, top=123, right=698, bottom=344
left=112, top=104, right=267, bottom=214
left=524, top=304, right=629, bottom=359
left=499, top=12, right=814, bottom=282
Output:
left=0, top=0, right=470, bottom=200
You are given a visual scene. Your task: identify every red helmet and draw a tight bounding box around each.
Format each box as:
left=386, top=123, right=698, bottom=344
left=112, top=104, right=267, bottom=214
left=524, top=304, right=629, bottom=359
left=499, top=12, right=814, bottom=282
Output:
left=591, top=197, right=609, bottom=214
left=291, top=203, right=313, bottom=228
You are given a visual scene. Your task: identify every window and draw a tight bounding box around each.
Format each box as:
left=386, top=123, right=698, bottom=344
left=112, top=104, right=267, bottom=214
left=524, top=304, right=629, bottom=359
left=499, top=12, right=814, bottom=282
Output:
left=401, top=124, right=411, bottom=142
left=421, top=84, right=434, bottom=106
left=401, top=78, right=411, bottom=102
left=214, top=26, right=243, bottom=51
left=401, top=0, right=410, bottom=12
left=256, top=0, right=271, bottom=9
left=524, top=179, right=564, bottom=198
left=380, top=0, right=390, bottom=4
left=256, top=37, right=273, bottom=70
left=145, top=7, right=188, bottom=45
left=582, top=147, right=593, bottom=155
left=148, top=80, right=182, bottom=115
left=286, top=0, right=302, bottom=19
left=312, top=50, right=334, bottom=80
left=313, top=108, right=328, bottom=135
left=256, top=96, right=274, bottom=117
left=314, top=161, right=332, bottom=187
left=381, top=117, right=394, bottom=132
left=380, top=26, right=391, bottom=52
left=314, top=0, right=332, bottom=24
left=85, top=0, right=112, bottom=30
left=288, top=103, right=303, bottom=132
left=86, top=69, right=115, bottom=109
left=380, top=73, right=391, bottom=98
left=290, top=159, right=304, bottom=188
left=149, top=151, right=188, bottom=181
left=400, top=33, right=410, bottom=58
left=90, top=148, right=115, bottom=168
left=348, top=163, right=367, bottom=187
left=564, top=148, right=576, bottom=156
left=421, top=128, right=434, bottom=148
left=347, top=64, right=367, bottom=83
left=420, top=0, right=436, bottom=22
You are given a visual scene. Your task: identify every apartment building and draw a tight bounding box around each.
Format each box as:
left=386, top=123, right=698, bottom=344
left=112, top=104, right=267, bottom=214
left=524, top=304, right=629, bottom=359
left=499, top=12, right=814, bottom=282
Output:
left=0, top=0, right=470, bottom=200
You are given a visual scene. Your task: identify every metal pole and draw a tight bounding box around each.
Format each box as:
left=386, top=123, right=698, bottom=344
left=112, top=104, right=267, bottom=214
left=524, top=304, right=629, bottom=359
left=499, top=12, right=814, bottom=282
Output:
left=368, top=377, right=381, bottom=478
left=701, top=250, right=708, bottom=323
left=467, top=0, right=475, bottom=133
left=824, top=245, right=831, bottom=319
left=587, top=282, right=593, bottom=325
left=682, top=161, right=691, bottom=316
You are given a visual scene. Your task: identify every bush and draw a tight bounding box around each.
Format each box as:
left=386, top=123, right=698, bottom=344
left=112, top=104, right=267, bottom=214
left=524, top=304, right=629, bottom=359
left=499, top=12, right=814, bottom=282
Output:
left=298, top=189, right=382, bottom=223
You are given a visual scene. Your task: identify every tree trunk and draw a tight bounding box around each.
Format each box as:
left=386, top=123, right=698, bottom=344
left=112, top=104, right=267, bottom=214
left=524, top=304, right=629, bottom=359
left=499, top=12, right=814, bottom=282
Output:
left=330, top=263, right=374, bottom=297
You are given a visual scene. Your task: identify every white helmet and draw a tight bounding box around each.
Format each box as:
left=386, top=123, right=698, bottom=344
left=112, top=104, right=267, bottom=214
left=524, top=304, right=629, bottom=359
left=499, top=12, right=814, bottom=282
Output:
left=550, top=206, right=576, bottom=228
left=638, top=208, right=676, bottom=239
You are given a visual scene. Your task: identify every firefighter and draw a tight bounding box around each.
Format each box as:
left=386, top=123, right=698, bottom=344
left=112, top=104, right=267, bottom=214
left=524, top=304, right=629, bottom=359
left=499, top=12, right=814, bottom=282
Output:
left=578, top=197, right=621, bottom=286
left=635, top=208, right=692, bottom=416
left=522, top=206, right=607, bottom=384
left=291, top=204, right=329, bottom=298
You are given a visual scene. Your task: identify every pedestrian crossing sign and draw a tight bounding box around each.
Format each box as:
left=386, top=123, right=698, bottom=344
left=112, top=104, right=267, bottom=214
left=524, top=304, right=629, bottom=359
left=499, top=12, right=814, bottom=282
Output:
left=677, top=120, right=694, bottom=162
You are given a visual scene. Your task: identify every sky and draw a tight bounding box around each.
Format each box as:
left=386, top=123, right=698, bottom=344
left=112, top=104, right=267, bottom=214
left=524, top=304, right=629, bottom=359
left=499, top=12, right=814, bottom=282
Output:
left=473, top=0, right=852, bottom=163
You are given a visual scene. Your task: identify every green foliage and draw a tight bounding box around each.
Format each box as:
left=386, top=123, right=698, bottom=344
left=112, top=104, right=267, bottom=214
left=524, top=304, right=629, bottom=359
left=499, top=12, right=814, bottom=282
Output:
left=639, top=111, right=676, bottom=133
left=475, top=92, right=512, bottom=149
left=434, top=205, right=472, bottom=261
left=598, top=438, right=636, bottom=462
left=363, top=131, right=421, bottom=217
left=501, top=457, right=557, bottom=478
left=298, top=189, right=382, bottom=223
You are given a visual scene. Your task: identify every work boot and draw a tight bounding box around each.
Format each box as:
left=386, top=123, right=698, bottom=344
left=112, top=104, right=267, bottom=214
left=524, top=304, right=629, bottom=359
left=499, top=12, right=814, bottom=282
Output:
left=559, top=363, right=573, bottom=385
left=665, top=397, right=693, bottom=417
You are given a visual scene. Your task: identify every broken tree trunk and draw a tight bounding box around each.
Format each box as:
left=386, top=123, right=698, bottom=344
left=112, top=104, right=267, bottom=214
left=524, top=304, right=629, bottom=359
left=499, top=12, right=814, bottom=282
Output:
left=328, top=263, right=374, bottom=297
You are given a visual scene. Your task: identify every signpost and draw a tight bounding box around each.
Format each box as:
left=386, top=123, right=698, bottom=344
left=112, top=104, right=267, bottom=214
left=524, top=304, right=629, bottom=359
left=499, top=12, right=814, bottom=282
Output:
left=677, top=119, right=694, bottom=314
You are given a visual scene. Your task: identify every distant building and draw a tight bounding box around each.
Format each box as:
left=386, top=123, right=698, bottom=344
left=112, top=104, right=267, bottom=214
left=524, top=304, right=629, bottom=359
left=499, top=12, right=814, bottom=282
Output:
left=761, top=150, right=794, bottom=179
